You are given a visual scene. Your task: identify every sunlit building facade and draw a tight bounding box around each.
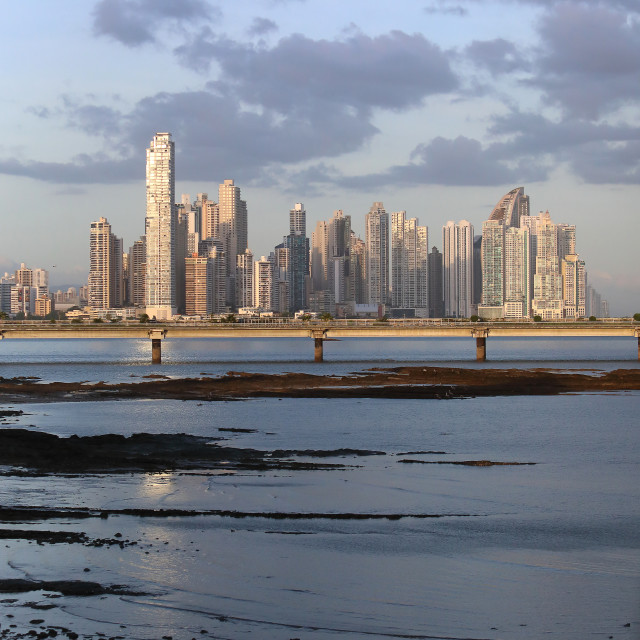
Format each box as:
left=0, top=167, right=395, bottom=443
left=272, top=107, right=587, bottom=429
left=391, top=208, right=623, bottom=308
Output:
left=145, top=132, right=176, bottom=319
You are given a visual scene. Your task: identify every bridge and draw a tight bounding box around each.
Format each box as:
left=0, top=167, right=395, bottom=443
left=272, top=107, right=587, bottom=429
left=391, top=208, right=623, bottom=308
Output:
left=1, top=319, right=639, bottom=363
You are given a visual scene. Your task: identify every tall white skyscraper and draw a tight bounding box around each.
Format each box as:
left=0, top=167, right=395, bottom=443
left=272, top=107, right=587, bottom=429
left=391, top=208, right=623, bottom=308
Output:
left=443, top=220, right=474, bottom=318
left=365, top=202, right=389, bottom=306
left=145, top=132, right=176, bottom=320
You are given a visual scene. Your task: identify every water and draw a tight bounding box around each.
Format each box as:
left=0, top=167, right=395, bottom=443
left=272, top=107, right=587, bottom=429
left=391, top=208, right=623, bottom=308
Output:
left=0, top=338, right=638, bottom=639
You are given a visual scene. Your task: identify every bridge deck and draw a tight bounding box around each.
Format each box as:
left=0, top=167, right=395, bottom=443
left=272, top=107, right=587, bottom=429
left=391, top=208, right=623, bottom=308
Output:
left=0, top=321, right=638, bottom=339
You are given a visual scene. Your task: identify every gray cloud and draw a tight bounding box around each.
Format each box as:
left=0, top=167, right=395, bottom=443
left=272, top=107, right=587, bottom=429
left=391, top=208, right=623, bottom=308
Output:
left=178, top=30, right=458, bottom=114
left=0, top=155, right=139, bottom=185
left=93, top=0, right=216, bottom=46
left=490, top=110, right=640, bottom=184
left=465, top=38, right=529, bottom=75
left=292, top=136, right=549, bottom=191
left=424, top=3, right=468, bottom=16
left=0, top=87, right=379, bottom=185
left=530, top=3, right=640, bottom=118
left=429, top=0, right=639, bottom=10
left=247, top=17, right=278, bottom=37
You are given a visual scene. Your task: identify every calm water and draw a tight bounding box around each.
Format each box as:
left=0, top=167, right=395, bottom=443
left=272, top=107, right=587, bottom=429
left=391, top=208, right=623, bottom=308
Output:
left=0, top=338, right=638, bottom=639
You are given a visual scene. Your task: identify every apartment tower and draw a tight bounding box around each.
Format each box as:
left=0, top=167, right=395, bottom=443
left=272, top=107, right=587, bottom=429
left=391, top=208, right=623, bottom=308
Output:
left=145, top=132, right=176, bottom=320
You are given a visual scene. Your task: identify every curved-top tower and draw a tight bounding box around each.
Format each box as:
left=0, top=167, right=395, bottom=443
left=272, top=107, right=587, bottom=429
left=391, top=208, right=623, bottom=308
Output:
left=488, top=187, right=529, bottom=227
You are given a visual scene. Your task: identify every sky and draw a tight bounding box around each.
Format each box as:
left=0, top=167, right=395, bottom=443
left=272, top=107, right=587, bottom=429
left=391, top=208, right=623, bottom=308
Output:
left=1, top=0, right=639, bottom=314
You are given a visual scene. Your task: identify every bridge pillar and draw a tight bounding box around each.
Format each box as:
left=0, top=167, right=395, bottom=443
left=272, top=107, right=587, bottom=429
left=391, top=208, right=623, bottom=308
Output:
left=471, top=329, right=489, bottom=362
left=636, top=330, right=640, bottom=361
left=311, top=329, right=327, bottom=363
left=148, top=329, right=167, bottom=364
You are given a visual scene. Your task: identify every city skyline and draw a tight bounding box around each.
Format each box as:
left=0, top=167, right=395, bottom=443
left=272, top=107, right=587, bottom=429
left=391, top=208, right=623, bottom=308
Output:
left=1, top=1, right=638, bottom=314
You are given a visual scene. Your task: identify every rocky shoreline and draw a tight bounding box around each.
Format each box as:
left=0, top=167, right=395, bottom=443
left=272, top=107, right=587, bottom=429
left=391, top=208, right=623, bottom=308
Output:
left=1, top=365, right=639, bottom=403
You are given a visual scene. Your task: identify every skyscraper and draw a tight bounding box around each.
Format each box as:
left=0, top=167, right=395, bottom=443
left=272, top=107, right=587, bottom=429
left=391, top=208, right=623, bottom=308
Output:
left=310, top=209, right=353, bottom=309
left=218, top=179, right=248, bottom=308
left=289, top=203, right=306, bottom=236
left=145, top=132, right=176, bottom=320
left=236, top=248, right=254, bottom=309
left=427, top=247, right=444, bottom=318
left=89, top=217, right=123, bottom=310
left=391, top=211, right=428, bottom=312
left=531, top=211, right=564, bottom=319
left=128, top=237, right=146, bottom=308
left=443, top=220, right=474, bottom=318
left=480, top=187, right=531, bottom=319
left=254, top=256, right=273, bottom=310
left=365, top=202, right=389, bottom=307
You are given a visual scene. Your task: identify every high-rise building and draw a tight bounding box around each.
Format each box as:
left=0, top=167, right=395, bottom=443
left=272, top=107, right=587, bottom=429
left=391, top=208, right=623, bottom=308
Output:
left=218, top=179, right=248, bottom=308
left=283, top=233, right=309, bottom=313
left=480, top=187, right=531, bottom=319
left=198, top=238, right=227, bottom=314
left=35, top=294, right=53, bottom=318
left=236, top=248, right=254, bottom=309
left=391, top=211, right=428, bottom=312
left=310, top=219, right=328, bottom=293
left=427, top=247, right=444, bottom=318
left=531, top=211, right=564, bottom=320
left=254, top=256, right=273, bottom=310
left=562, top=254, right=586, bottom=318
left=443, top=220, right=474, bottom=318
left=271, top=244, right=290, bottom=314
left=145, top=132, right=176, bottom=320
left=14, top=263, right=33, bottom=288
left=350, top=232, right=367, bottom=305
left=280, top=203, right=309, bottom=313
left=128, top=238, right=146, bottom=307
left=88, top=217, right=123, bottom=310
left=184, top=254, right=210, bottom=317
left=310, top=209, right=353, bottom=308
left=289, top=203, right=306, bottom=236
left=365, top=202, right=389, bottom=307
left=503, top=227, right=531, bottom=318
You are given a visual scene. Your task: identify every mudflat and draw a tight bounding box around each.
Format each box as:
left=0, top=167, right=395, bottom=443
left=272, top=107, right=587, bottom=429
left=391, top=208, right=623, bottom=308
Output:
left=1, top=365, right=639, bottom=402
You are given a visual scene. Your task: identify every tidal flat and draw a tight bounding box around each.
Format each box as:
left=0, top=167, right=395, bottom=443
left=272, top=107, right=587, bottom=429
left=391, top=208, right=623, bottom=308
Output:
left=0, top=359, right=638, bottom=639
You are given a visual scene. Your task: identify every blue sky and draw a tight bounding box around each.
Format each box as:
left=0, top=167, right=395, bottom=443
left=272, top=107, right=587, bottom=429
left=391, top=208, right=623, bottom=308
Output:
left=1, top=0, right=639, bottom=314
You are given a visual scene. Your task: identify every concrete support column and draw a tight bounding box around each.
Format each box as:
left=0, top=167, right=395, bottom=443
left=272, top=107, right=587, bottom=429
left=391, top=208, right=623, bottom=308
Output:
left=311, top=329, right=327, bottom=363
left=476, top=336, right=487, bottom=362
left=471, top=328, right=489, bottom=362
left=636, top=331, right=640, bottom=361
left=151, top=339, right=162, bottom=364
left=148, top=329, right=167, bottom=364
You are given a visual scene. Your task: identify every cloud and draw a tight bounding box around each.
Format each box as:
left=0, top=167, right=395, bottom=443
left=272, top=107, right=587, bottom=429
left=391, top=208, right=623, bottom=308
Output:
left=6, top=25, right=460, bottom=187
left=293, top=136, right=549, bottom=190
left=429, top=0, right=639, bottom=10
left=465, top=38, right=529, bottom=75
left=92, top=0, right=216, bottom=46
left=247, top=17, right=278, bottom=37
left=529, top=4, right=640, bottom=118
left=489, top=110, right=640, bottom=184
left=0, top=155, right=138, bottom=185
left=424, top=3, right=468, bottom=16
left=179, top=30, right=458, bottom=114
